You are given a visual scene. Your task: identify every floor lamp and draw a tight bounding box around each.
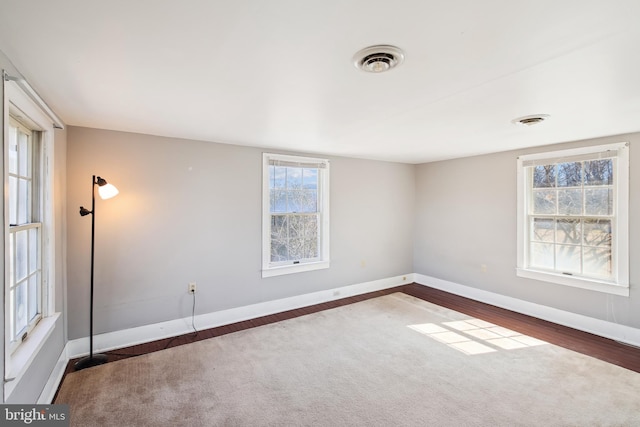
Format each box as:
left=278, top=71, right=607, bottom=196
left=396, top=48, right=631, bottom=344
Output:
left=75, top=175, right=119, bottom=371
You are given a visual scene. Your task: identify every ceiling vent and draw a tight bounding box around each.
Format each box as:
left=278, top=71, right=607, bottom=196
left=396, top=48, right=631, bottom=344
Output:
left=353, top=45, right=404, bottom=73
left=511, top=114, right=550, bottom=126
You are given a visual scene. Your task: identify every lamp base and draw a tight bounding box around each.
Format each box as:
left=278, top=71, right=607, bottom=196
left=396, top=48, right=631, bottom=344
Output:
left=74, top=354, right=109, bottom=371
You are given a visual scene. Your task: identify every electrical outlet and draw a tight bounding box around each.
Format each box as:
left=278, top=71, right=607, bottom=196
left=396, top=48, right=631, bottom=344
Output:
left=188, top=282, right=197, bottom=293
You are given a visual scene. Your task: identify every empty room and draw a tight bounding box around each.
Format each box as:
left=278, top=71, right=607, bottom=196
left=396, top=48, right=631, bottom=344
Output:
left=1, top=1, right=639, bottom=426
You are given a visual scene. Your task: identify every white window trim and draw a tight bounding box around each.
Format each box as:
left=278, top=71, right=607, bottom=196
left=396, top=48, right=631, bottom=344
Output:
left=516, top=142, right=629, bottom=296
left=262, top=153, right=330, bottom=278
left=4, top=78, right=57, bottom=396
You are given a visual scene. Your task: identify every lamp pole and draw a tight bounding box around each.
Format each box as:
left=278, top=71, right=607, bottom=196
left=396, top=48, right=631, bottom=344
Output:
left=75, top=175, right=115, bottom=370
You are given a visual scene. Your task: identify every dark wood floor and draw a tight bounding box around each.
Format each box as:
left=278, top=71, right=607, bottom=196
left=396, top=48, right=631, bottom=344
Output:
left=55, top=283, right=640, bottom=401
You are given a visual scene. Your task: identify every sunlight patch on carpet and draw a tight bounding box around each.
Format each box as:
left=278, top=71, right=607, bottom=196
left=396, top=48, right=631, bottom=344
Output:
left=408, top=317, right=547, bottom=355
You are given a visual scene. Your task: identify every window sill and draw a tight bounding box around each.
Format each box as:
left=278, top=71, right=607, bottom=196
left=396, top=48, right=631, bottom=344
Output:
left=516, top=268, right=629, bottom=297
left=262, top=260, right=330, bottom=278
left=4, top=313, right=60, bottom=399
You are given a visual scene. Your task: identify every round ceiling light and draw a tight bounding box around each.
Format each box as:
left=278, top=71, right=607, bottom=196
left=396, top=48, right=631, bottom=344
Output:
left=511, top=114, right=550, bottom=126
left=353, top=45, right=405, bottom=73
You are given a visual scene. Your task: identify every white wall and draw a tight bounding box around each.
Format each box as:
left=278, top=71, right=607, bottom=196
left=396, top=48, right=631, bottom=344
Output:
left=414, top=133, right=639, bottom=329
left=66, top=127, right=415, bottom=339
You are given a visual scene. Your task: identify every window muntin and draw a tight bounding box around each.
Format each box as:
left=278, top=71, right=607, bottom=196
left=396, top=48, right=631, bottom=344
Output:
left=517, top=143, right=629, bottom=295
left=7, top=118, right=43, bottom=352
left=262, top=153, right=329, bottom=277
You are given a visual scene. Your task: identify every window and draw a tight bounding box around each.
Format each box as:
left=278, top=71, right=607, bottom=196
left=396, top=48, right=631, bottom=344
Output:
left=262, top=153, right=330, bottom=277
left=7, top=117, right=43, bottom=353
left=516, top=143, right=629, bottom=296
left=3, top=78, right=58, bottom=394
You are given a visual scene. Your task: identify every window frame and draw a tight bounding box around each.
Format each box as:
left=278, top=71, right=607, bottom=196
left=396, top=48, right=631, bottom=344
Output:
left=516, top=142, right=629, bottom=296
left=4, top=78, right=56, bottom=390
left=262, top=153, right=330, bottom=278
left=7, top=117, right=43, bottom=354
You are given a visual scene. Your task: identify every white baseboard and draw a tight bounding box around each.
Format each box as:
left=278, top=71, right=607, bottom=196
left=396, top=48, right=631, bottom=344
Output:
left=414, top=273, right=640, bottom=348
left=67, top=274, right=414, bottom=359
left=37, top=346, right=68, bottom=404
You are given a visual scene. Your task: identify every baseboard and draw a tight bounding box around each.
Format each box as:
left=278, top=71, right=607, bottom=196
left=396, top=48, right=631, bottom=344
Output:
left=414, top=273, right=640, bottom=348
left=37, top=346, right=68, bottom=404
left=67, top=274, right=414, bottom=359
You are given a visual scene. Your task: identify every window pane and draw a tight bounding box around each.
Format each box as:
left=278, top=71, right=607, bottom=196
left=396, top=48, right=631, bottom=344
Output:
left=533, top=165, right=556, bottom=188
left=271, top=189, right=286, bottom=213
left=271, top=215, right=288, bottom=262
left=288, top=238, right=305, bottom=260
left=530, top=242, right=554, bottom=269
left=28, top=273, right=40, bottom=322
left=271, top=215, right=288, bottom=240
left=9, top=289, right=15, bottom=340
left=29, top=227, right=39, bottom=273
left=302, top=168, right=318, bottom=190
left=556, top=219, right=582, bottom=245
left=304, top=238, right=319, bottom=259
left=300, top=190, right=318, bottom=213
left=585, top=188, right=612, bottom=216
left=557, top=162, right=582, bottom=187
left=305, top=215, right=318, bottom=238
left=583, top=247, right=612, bottom=278
left=15, top=283, right=27, bottom=335
left=9, top=176, right=18, bottom=225
left=557, top=189, right=582, bottom=215
left=18, top=131, right=29, bottom=177
left=9, top=233, right=15, bottom=287
left=16, top=230, right=28, bottom=282
left=287, top=190, right=302, bottom=212
left=556, top=219, right=581, bottom=245
left=556, top=245, right=581, bottom=273
left=531, top=218, right=554, bottom=243
left=269, top=166, right=275, bottom=188
left=286, top=167, right=302, bottom=189
left=533, top=190, right=556, bottom=214
left=584, top=159, right=613, bottom=185
left=18, top=178, right=29, bottom=224
left=288, top=215, right=304, bottom=239
left=272, top=166, right=286, bottom=189
left=583, top=219, right=611, bottom=247
left=9, top=126, right=18, bottom=174
left=270, top=239, right=288, bottom=262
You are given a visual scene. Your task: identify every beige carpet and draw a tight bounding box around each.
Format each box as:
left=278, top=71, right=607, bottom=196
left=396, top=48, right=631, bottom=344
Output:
left=56, top=293, right=640, bottom=426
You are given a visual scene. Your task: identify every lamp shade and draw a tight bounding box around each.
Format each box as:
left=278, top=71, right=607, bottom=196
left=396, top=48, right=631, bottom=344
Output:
left=98, top=183, right=119, bottom=200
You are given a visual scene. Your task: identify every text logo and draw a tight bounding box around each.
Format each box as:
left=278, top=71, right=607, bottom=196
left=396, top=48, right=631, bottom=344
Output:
left=1, top=405, right=69, bottom=426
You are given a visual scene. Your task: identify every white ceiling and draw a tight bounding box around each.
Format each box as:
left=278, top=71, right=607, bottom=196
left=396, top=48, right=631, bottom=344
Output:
left=1, top=1, right=640, bottom=164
